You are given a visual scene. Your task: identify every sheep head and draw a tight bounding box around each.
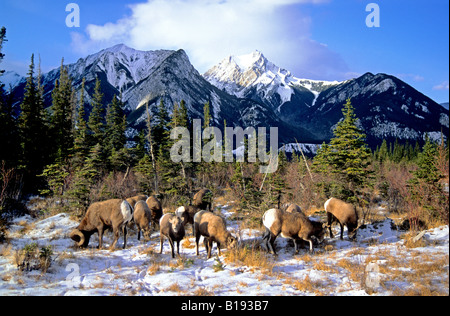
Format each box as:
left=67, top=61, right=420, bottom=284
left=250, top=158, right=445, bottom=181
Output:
left=70, top=229, right=86, bottom=248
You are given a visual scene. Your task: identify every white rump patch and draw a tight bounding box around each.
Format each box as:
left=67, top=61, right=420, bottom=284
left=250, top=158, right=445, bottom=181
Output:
left=324, top=198, right=334, bottom=212
left=262, top=209, right=277, bottom=230
left=121, top=200, right=133, bottom=224
left=175, top=206, right=186, bottom=217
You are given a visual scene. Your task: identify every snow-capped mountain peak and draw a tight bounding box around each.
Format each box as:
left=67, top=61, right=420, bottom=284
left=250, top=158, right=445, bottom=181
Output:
left=204, top=50, right=341, bottom=108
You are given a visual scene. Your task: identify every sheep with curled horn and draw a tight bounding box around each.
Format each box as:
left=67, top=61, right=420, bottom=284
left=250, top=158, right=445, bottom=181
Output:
left=69, top=199, right=133, bottom=250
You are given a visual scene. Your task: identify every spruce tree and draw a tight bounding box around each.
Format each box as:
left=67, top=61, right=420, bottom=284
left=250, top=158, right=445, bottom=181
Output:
left=313, top=98, right=372, bottom=200
left=19, top=54, right=49, bottom=192
left=105, top=95, right=127, bottom=155
left=88, top=77, right=105, bottom=147
left=0, top=27, right=6, bottom=76
left=50, top=59, right=74, bottom=163
left=73, top=78, right=90, bottom=167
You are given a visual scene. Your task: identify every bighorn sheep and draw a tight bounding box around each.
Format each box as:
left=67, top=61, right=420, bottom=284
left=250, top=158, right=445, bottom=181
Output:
left=194, top=210, right=237, bottom=259
left=126, top=195, right=148, bottom=208
left=324, top=198, right=359, bottom=240
left=285, top=204, right=303, bottom=214
left=192, top=189, right=213, bottom=211
left=176, top=205, right=202, bottom=234
left=159, top=213, right=186, bottom=258
left=146, top=196, right=163, bottom=228
left=134, top=200, right=152, bottom=241
left=70, top=199, right=133, bottom=250
left=262, top=209, right=325, bottom=255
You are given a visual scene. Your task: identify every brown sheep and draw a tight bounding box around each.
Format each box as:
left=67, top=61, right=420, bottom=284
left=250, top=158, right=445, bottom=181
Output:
left=175, top=205, right=202, bottom=234
left=146, top=196, right=163, bottom=228
left=262, top=209, right=325, bottom=255
left=134, top=200, right=153, bottom=241
left=70, top=199, right=133, bottom=250
left=159, top=213, right=186, bottom=258
left=194, top=210, right=237, bottom=259
left=192, top=189, right=212, bottom=211
left=126, top=195, right=148, bottom=208
left=324, top=198, right=359, bottom=240
left=285, top=204, right=303, bottom=214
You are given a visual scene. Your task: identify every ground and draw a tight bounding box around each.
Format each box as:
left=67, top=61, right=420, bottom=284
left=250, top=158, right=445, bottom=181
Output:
left=0, top=201, right=448, bottom=296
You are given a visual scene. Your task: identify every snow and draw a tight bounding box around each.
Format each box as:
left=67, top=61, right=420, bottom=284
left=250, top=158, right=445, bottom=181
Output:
left=0, top=202, right=448, bottom=296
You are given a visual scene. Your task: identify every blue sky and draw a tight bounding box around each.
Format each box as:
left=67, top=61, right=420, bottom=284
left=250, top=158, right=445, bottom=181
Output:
left=0, top=0, right=448, bottom=103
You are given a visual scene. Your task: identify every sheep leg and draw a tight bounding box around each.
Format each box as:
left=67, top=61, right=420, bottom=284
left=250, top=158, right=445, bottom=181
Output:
left=195, top=232, right=201, bottom=256
left=268, top=234, right=277, bottom=256
left=122, top=225, right=128, bottom=249
left=176, top=241, right=181, bottom=256
left=169, top=237, right=175, bottom=258
left=137, top=228, right=141, bottom=241
left=339, top=223, right=344, bottom=240
left=217, top=241, right=221, bottom=257
left=98, top=226, right=104, bottom=249
left=207, top=239, right=214, bottom=259
left=110, top=227, right=120, bottom=250
left=160, top=236, right=164, bottom=254
left=327, top=213, right=334, bottom=238
left=293, top=239, right=299, bottom=254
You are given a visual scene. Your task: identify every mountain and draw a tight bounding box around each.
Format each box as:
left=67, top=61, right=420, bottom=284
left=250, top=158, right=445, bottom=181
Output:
left=441, top=103, right=449, bottom=110
left=7, top=44, right=316, bottom=143
left=204, top=51, right=449, bottom=146
left=5, top=45, right=448, bottom=148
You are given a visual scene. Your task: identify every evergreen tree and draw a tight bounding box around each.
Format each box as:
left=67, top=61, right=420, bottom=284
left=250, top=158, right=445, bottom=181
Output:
left=50, top=59, right=74, bottom=163
left=0, top=27, right=20, bottom=168
left=105, top=95, right=127, bottom=155
left=88, top=77, right=105, bottom=147
left=203, top=101, right=211, bottom=129
left=0, top=27, right=6, bottom=76
left=73, top=78, right=90, bottom=167
left=19, top=54, right=49, bottom=192
left=313, top=99, right=372, bottom=200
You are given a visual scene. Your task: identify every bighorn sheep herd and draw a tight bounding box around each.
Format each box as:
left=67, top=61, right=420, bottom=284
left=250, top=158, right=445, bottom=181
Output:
left=70, top=191, right=362, bottom=258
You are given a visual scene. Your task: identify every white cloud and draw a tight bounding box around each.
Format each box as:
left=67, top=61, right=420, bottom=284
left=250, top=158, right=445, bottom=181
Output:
left=71, top=0, right=347, bottom=80
left=433, top=81, right=450, bottom=91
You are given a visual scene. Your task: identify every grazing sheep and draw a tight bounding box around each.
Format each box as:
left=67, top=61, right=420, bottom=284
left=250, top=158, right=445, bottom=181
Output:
left=159, top=214, right=186, bottom=258
left=324, top=198, right=359, bottom=240
left=70, top=199, right=133, bottom=250
left=176, top=205, right=202, bottom=233
left=126, top=195, right=148, bottom=208
left=146, top=196, right=163, bottom=228
left=194, top=210, right=237, bottom=259
left=134, top=200, right=153, bottom=241
left=262, top=209, right=325, bottom=255
left=192, top=189, right=212, bottom=211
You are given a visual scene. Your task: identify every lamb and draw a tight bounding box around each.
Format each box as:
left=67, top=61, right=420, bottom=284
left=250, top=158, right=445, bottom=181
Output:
left=194, top=210, right=237, bottom=259
left=70, top=199, right=133, bottom=250
left=192, top=189, right=212, bottom=211
left=146, top=196, right=163, bottom=228
left=262, top=209, right=325, bottom=255
left=159, top=213, right=186, bottom=258
left=134, top=200, right=153, bottom=241
left=324, top=198, right=359, bottom=240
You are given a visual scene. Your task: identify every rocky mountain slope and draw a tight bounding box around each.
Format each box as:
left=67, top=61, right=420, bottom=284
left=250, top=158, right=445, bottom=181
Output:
left=5, top=45, right=448, bottom=147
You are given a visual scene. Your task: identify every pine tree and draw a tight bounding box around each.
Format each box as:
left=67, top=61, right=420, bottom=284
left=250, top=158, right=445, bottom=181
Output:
left=73, top=78, right=90, bottom=167
left=105, top=95, right=127, bottom=156
left=203, top=101, right=211, bottom=130
left=0, top=27, right=6, bottom=76
left=0, top=27, right=19, bottom=168
left=19, top=54, right=49, bottom=192
left=50, top=59, right=74, bottom=163
left=313, top=99, right=372, bottom=200
left=88, top=77, right=105, bottom=147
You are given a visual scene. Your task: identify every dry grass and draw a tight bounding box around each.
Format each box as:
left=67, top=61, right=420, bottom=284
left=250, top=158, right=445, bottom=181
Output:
left=224, top=241, right=277, bottom=274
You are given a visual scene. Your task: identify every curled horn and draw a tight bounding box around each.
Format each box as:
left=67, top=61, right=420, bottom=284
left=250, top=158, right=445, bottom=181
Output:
left=70, top=229, right=85, bottom=247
